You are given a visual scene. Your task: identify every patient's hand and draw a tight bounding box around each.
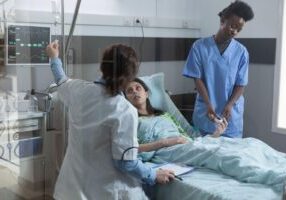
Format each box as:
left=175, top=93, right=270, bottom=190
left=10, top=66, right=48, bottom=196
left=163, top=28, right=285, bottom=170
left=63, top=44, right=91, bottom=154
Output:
left=161, top=136, right=189, bottom=147
left=156, top=169, right=175, bottom=184
left=212, top=118, right=228, bottom=137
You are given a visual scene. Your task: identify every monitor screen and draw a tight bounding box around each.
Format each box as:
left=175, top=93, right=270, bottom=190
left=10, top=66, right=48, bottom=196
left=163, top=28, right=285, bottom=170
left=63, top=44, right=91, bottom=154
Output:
left=7, top=25, right=50, bottom=65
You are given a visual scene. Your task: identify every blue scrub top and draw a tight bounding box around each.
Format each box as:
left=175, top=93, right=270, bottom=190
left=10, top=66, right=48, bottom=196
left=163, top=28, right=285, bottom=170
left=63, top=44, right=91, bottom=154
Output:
left=182, top=36, right=249, bottom=138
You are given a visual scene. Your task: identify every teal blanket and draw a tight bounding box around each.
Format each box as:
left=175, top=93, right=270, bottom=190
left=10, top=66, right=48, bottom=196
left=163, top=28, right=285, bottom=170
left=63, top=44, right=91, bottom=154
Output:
left=155, top=168, right=282, bottom=200
left=143, top=137, right=286, bottom=192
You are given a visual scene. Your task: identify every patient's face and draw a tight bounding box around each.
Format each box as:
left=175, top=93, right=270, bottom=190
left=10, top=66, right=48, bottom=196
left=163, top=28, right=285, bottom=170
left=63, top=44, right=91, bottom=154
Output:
left=125, top=81, right=148, bottom=108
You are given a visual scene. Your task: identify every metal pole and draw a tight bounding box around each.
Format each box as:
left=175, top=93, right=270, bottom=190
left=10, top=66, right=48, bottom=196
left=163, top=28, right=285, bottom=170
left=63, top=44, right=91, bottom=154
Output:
left=60, top=0, right=67, bottom=156
left=61, top=0, right=65, bottom=69
left=61, top=0, right=82, bottom=154
left=65, top=0, right=81, bottom=55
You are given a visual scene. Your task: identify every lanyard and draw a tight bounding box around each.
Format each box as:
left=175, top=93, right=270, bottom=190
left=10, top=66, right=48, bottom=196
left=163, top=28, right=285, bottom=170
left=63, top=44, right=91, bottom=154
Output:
left=94, top=78, right=106, bottom=86
left=93, top=81, right=105, bottom=86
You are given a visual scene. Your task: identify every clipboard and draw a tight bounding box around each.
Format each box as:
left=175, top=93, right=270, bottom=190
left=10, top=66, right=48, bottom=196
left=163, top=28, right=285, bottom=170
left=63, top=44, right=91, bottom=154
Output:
left=153, top=163, right=194, bottom=176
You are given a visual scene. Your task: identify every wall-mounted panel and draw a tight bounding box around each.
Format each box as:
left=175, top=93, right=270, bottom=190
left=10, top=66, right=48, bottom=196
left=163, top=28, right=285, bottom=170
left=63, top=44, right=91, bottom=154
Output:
left=237, top=38, right=276, bottom=65
left=57, top=36, right=276, bottom=65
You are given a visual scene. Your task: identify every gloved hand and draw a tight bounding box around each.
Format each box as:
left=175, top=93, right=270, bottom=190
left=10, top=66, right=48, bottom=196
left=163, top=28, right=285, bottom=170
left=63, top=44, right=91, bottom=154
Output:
left=222, top=103, right=232, bottom=121
left=212, top=117, right=228, bottom=137
left=46, top=40, right=59, bottom=58
left=155, top=169, right=175, bottom=184
left=206, top=105, right=217, bottom=122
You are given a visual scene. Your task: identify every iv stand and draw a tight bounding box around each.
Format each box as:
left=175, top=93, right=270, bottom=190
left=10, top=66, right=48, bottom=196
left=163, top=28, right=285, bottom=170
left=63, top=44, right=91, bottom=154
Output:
left=60, top=0, right=81, bottom=155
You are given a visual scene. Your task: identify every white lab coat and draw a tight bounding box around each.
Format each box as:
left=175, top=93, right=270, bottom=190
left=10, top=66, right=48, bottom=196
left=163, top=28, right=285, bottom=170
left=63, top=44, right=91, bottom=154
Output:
left=53, top=79, right=148, bottom=200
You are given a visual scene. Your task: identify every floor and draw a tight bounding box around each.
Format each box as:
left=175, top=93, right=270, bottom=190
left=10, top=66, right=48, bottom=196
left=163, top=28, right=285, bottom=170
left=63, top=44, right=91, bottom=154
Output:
left=0, top=165, right=52, bottom=200
left=0, top=188, right=25, bottom=200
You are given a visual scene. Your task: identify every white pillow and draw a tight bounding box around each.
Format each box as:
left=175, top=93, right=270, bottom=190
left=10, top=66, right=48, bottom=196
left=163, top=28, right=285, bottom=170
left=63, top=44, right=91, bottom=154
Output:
left=139, top=73, right=198, bottom=138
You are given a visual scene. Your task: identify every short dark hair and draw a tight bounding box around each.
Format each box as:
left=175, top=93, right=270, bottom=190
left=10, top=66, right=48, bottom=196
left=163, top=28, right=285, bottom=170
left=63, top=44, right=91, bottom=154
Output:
left=218, top=0, right=254, bottom=22
left=100, top=44, right=138, bottom=96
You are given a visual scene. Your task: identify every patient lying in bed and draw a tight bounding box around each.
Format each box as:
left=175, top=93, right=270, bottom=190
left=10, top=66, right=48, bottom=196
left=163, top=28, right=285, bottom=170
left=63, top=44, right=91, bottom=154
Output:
left=125, top=78, right=286, bottom=192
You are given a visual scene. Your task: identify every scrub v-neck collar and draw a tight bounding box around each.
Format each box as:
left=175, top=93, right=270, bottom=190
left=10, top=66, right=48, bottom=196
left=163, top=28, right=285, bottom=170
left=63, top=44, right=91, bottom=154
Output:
left=210, top=36, right=233, bottom=58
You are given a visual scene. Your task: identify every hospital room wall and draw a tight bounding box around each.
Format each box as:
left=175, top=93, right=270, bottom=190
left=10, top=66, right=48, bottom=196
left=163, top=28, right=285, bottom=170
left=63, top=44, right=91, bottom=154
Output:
left=4, top=1, right=285, bottom=152
left=244, top=64, right=286, bottom=153
left=27, top=0, right=200, bottom=94
left=196, top=0, right=286, bottom=153
left=31, top=61, right=194, bottom=95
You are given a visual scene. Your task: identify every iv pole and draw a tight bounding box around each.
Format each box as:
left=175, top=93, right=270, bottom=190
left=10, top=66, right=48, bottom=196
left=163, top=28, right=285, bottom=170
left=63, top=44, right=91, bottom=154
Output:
left=65, top=0, right=81, bottom=56
left=60, top=0, right=81, bottom=154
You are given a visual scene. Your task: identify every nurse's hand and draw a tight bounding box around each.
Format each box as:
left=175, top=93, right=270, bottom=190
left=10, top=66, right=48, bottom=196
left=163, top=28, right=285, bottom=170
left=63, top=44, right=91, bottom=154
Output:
left=156, top=169, right=175, bottom=184
left=207, top=105, right=216, bottom=122
left=222, top=103, right=232, bottom=121
left=46, top=40, right=59, bottom=58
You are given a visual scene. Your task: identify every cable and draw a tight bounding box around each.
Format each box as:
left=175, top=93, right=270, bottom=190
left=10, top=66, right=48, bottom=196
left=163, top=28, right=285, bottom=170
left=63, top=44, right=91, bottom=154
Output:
left=136, top=19, right=145, bottom=67
left=121, top=146, right=139, bottom=161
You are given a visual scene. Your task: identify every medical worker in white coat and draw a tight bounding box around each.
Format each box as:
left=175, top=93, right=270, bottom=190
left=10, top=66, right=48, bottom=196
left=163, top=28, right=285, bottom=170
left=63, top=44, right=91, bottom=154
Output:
left=46, top=41, right=175, bottom=200
left=183, top=1, right=254, bottom=138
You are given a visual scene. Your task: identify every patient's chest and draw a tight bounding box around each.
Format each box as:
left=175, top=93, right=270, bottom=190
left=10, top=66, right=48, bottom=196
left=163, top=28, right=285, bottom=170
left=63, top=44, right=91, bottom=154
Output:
left=138, top=114, right=180, bottom=144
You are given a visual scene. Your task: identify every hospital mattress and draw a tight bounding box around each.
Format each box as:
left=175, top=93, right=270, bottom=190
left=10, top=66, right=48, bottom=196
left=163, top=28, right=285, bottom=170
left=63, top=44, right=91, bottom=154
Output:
left=153, top=168, right=282, bottom=200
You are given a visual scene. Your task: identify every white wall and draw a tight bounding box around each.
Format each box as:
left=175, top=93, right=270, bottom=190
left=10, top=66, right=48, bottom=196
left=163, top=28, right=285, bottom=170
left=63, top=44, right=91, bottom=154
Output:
left=13, top=0, right=200, bottom=38
left=244, top=63, right=286, bottom=153
left=1, top=0, right=199, bottom=94
left=15, top=0, right=198, bottom=19
left=196, top=0, right=280, bottom=38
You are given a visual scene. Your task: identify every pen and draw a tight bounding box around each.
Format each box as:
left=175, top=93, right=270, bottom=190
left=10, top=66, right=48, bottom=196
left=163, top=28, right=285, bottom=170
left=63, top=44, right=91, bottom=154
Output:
left=174, top=175, right=183, bottom=181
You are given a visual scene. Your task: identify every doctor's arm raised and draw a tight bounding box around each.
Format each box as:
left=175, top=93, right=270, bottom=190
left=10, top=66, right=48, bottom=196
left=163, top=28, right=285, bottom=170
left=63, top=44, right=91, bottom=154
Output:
left=46, top=41, right=68, bottom=85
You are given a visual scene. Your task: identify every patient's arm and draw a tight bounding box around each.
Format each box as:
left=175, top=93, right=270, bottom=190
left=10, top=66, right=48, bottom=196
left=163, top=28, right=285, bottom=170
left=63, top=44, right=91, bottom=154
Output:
left=138, top=136, right=189, bottom=152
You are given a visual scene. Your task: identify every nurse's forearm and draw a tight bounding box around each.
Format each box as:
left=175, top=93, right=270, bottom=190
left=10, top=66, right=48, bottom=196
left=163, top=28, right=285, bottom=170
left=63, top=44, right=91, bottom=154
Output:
left=113, top=159, right=156, bottom=185
left=50, top=57, right=68, bottom=85
left=194, top=78, right=211, bottom=106
left=227, top=85, right=245, bottom=106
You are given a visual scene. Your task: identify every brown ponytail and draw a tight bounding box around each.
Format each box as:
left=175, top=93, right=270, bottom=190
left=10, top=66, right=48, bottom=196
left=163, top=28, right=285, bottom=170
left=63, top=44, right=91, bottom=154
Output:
left=100, top=44, right=139, bottom=96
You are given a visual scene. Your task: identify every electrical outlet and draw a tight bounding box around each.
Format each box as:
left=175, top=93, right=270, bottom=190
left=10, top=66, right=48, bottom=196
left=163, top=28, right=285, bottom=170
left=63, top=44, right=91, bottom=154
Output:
left=133, top=17, right=143, bottom=26
left=123, top=17, right=132, bottom=26
left=142, top=18, right=150, bottom=27
left=182, top=20, right=189, bottom=28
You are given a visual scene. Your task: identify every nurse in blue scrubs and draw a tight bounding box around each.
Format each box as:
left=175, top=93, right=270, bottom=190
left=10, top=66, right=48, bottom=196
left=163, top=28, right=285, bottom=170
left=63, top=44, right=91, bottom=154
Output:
left=183, top=1, right=254, bottom=138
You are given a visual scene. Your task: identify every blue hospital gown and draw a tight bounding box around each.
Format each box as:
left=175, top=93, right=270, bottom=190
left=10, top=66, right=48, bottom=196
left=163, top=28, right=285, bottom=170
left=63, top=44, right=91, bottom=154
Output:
left=137, top=113, right=193, bottom=161
left=183, top=36, right=249, bottom=138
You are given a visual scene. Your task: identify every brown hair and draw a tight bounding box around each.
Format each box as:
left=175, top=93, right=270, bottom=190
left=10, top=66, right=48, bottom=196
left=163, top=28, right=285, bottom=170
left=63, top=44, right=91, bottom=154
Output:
left=129, top=78, right=164, bottom=116
left=100, top=44, right=139, bottom=96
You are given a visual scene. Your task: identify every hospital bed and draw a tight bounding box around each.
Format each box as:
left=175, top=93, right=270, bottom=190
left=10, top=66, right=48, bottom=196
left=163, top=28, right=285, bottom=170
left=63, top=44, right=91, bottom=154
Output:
left=140, top=73, right=283, bottom=200
left=153, top=168, right=281, bottom=200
